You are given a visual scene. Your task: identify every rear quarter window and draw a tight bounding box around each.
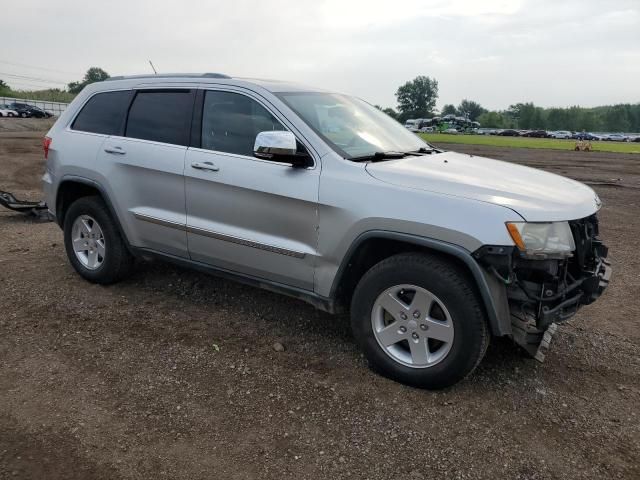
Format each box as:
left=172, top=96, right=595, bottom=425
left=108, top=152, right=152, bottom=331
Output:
left=71, top=90, right=131, bottom=135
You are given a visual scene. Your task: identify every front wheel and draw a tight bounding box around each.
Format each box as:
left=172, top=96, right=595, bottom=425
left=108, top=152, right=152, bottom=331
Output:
left=351, top=253, right=489, bottom=389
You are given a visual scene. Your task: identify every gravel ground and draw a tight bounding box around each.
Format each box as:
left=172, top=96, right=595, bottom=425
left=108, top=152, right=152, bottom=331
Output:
left=1, top=123, right=638, bottom=479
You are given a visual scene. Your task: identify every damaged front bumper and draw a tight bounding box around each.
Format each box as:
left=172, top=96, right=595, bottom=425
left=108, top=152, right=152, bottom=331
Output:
left=0, top=190, right=51, bottom=220
left=475, top=214, right=611, bottom=360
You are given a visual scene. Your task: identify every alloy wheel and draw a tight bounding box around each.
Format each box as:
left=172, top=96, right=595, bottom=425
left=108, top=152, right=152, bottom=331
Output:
left=71, top=215, right=106, bottom=270
left=371, top=284, right=454, bottom=368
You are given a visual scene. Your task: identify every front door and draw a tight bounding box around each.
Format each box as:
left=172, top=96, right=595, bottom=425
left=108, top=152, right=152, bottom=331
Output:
left=184, top=89, right=319, bottom=290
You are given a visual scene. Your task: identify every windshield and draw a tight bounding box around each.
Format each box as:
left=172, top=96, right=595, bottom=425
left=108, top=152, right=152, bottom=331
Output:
left=276, top=92, right=429, bottom=159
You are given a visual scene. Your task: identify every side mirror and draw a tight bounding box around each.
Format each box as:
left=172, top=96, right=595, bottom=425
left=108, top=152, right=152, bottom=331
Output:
left=253, top=131, right=312, bottom=168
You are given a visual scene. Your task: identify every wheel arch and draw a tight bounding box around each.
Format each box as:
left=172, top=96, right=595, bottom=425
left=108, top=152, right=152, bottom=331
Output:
left=330, top=231, right=512, bottom=336
left=55, top=176, right=133, bottom=253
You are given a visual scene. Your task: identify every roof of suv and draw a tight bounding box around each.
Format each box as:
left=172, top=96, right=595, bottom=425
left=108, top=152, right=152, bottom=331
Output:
left=101, top=73, right=322, bottom=93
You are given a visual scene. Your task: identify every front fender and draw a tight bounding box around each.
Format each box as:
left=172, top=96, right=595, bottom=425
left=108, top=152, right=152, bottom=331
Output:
left=330, top=231, right=512, bottom=337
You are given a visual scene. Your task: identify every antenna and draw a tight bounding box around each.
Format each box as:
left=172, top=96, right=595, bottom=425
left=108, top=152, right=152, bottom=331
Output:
left=148, top=60, right=158, bottom=74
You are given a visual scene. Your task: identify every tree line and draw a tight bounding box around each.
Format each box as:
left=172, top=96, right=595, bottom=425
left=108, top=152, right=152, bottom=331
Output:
left=383, top=75, right=640, bottom=133
left=0, top=67, right=110, bottom=103
left=3, top=69, right=639, bottom=132
left=477, top=102, right=640, bottom=133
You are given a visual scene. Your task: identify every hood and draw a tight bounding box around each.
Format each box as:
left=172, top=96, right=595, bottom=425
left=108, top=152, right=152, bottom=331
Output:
left=365, top=151, right=601, bottom=222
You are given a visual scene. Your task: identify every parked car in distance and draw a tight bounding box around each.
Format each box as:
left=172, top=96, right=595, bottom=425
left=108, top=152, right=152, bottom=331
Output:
left=603, top=133, right=629, bottom=142
left=42, top=73, right=611, bottom=389
left=0, top=105, right=19, bottom=117
left=8, top=102, right=53, bottom=118
left=404, top=119, right=421, bottom=132
left=549, top=130, right=573, bottom=139
left=497, top=129, right=520, bottom=136
left=572, top=132, right=601, bottom=141
left=419, top=126, right=435, bottom=133
left=442, top=128, right=459, bottom=134
left=6, top=103, right=35, bottom=118
left=476, top=128, right=495, bottom=135
left=523, top=130, right=549, bottom=138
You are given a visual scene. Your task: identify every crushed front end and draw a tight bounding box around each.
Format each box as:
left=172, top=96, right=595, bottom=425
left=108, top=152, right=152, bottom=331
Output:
left=475, top=214, right=611, bottom=360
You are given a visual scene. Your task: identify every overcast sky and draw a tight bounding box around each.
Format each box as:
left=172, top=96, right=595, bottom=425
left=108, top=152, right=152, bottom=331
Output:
left=3, top=0, right=639, bottom=110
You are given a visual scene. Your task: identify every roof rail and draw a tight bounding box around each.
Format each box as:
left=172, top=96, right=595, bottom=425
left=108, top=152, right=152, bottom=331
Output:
left=105, top=73, right=231, bottom=81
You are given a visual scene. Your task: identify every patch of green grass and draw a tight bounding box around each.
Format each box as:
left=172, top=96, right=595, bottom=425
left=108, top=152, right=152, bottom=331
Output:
left=1, top=88, right=75, bottom=103
left=419, top=133, right=640, bottom=154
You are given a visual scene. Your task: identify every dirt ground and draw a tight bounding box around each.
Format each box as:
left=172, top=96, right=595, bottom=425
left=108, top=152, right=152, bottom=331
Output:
left=1, top=121, right=638, bottom=479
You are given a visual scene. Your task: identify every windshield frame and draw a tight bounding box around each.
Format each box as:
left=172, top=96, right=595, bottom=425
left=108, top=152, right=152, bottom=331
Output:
left=275, top=91, right=431, bottom=160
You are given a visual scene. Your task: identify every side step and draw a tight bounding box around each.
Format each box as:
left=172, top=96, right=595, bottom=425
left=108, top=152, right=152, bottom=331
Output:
left=0, top=190, right=50, bottom=219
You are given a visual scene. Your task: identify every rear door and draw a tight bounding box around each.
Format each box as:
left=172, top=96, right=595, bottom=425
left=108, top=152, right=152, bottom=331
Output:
left=184, top=89, right=320, bottom=290
left=98, top=88, right=195, bottom=258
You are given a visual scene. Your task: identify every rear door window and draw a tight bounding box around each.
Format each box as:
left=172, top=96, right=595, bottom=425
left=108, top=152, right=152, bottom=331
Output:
left=71, top=90, right=131, bottom=135
left=125, top=90, right=194, bottom=146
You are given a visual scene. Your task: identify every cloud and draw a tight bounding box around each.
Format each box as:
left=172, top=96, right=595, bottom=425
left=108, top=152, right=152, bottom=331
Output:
left=2, top=0, right=638, bottom=110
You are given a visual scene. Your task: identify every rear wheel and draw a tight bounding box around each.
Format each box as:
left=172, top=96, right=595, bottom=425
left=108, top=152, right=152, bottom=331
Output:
left=63, top=196, right=133, bottom=284
left=351, top=252, right=489, bottom=389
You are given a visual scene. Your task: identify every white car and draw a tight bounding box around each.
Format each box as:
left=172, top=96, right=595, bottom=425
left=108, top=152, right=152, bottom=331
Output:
left=550, top=130, right=572, bottom=139
left=604, top=133, right=629, bottom=142
left=443, top=128, right=459, bottom=134
left=404, top=119, right=420, bottom=132
left=0, top=106, right=18, bottom=117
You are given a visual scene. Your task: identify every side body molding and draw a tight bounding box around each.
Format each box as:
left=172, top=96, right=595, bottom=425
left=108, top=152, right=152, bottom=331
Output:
left=330, top=231, right=512, bottom=336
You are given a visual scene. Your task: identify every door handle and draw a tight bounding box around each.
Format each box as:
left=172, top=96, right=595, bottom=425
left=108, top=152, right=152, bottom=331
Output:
left=104, top=146, right=126, bottom=155
left=191, top=161, right=220, bottom=172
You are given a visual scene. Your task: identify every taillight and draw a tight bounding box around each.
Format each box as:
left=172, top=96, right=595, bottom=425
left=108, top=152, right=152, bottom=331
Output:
left=43, top=136, right=52, bottom=159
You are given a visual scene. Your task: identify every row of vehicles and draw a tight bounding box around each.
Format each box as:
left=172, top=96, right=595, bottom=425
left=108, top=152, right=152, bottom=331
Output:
left=474, top=128, right=639, bottom=141
left=404, top=115, right=480, bottom=133
left=0, top=102, right=53, bottom=118
left=403, top=118, right=637, bottom=142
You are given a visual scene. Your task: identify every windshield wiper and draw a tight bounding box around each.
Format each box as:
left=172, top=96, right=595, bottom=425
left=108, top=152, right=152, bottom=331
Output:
left=350, top=151, right=407, bottom=162
left=405, top=147, right=435, bottom=155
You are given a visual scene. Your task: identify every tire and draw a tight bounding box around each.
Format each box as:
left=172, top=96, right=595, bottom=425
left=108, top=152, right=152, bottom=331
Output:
left=20, top=112, right=27, bottom=118
left=63, top=196, right=133, bottom=284
left=351, top=252, right=489, bottom=389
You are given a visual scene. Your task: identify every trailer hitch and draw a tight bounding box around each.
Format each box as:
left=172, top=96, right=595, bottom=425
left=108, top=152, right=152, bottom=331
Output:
left=0, top=190, right=51, bottom=220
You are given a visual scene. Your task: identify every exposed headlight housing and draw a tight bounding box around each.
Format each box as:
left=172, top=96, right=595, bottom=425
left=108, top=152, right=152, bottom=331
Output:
left=506, top=221, right=576, bottom=258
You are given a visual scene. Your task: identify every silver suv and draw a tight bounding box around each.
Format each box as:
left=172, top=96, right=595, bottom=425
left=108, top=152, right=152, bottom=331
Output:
left=42, top=73, right=611, bottom=388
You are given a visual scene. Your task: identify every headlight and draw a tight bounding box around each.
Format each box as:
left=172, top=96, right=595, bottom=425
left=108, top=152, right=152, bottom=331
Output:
left=506, top=221, right=575, bottom=257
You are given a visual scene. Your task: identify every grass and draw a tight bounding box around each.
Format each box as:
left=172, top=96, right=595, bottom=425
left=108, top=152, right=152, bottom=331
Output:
left=419, top=133, right=640, bottom=154
left=0, top=88, right=75, bottom=103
